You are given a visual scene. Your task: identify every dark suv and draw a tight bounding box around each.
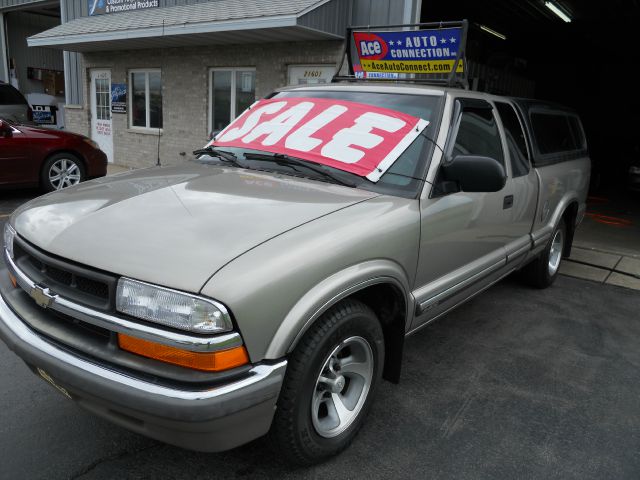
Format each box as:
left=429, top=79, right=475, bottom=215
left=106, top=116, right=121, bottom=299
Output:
left=0, top=82, right=32, bottom=123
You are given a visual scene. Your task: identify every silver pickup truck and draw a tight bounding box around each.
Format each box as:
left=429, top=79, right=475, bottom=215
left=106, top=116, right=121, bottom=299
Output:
left=0, top=83, right=589, bottom=465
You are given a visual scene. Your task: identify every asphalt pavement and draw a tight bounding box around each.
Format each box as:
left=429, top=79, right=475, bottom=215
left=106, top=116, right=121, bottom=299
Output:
left=1, top=190, right=640, bottom=479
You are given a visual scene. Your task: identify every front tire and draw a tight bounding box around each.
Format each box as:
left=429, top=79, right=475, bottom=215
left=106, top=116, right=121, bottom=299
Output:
left=41, top=153, right=85, bottom=191
left=523, top=219, right=567, bottom=288
left=270, top=299, right=384, bottom=465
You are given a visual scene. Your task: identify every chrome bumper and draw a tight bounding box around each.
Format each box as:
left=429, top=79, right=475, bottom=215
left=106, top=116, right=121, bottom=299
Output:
left=0, top=290, right=285, bottom=401
left=0, top=246, right=288, bottom=451
left=0, top=290, right=287, bottom=450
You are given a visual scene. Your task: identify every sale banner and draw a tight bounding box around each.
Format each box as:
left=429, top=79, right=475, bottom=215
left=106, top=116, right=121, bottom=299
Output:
left=212, top=97, right=429, bottom=182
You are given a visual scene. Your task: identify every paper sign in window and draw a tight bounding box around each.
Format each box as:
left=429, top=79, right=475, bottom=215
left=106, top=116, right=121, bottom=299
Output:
left=212, top=97, right=428, bottom=182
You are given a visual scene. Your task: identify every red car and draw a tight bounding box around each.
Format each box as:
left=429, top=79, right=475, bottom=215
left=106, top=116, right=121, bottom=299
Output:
left=0, top=118, right=107, bottom=191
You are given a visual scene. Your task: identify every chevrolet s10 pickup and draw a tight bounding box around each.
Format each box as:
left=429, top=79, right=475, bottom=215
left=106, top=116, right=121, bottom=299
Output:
left=0, top=83, right=589, bottom=464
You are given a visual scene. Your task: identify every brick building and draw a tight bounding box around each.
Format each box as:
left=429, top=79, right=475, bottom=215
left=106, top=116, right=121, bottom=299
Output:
left=2, top=0, right=420, bottom=168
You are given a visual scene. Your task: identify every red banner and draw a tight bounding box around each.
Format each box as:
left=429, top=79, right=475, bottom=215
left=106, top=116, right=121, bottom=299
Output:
left=212, top=97, right=428, bottom=182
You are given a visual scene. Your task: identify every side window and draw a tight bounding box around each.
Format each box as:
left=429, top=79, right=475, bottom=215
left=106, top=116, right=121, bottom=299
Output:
left=496, top=102, right=530, bottom=177
left=530, top=112, right=576, bottom=154
left=451, top=105, right=504, bottom=166
left=568, top=116, right=587, bottom=150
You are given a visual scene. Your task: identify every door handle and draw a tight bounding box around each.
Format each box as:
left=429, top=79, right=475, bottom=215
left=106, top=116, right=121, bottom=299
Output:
left=503, top=195, right=514, bottom=209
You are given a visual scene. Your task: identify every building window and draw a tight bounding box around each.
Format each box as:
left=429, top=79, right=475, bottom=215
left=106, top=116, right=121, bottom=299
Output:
left=129, top=69, right=162, bottom=129
left=209, top=68, right=255, bottom=134
left=94, top=76, right=111, bottom=120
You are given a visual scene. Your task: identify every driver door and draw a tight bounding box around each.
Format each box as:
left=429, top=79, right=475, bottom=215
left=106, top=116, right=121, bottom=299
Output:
left=411, top=98, right=514, bottom=330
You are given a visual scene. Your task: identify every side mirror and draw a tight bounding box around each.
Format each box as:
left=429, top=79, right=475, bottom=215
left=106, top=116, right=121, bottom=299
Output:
left=0, top=120, right=13, bottom=138
left=442, top=155, right=506, bottom=192
left=209, top=129, right=221, bottom=141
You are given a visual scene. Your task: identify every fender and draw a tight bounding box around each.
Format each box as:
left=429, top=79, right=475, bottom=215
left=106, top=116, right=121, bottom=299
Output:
left=531, top=192, right=580, bottom=252
left=264, top=259, right=413, bottom=359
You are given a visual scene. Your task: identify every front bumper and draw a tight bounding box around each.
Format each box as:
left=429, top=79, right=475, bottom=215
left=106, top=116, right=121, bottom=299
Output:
left=85, top=147, right=108, bottom=178
left=0, top=280, right=287, bottom=452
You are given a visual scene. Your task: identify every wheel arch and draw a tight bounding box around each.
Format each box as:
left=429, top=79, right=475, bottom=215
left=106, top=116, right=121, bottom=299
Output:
left=561, top=200, right=579, bottom=257
left=265, top=260, right=413, bottom=384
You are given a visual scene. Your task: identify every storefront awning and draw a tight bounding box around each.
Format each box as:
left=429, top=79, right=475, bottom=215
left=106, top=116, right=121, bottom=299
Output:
left=27, top=0, right=346, bottom=51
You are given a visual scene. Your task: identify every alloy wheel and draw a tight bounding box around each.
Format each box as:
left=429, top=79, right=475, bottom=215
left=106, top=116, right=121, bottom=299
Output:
left=548, top=228, right=564, bottom=276
left=49, top=158, right=81, bottom=190
left=311, top=336, right=374, bottom=438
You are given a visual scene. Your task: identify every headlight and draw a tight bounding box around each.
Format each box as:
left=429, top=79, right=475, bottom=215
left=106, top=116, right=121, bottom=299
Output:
left=116, top=278, right=232, bottom=334
left=3, top=223, right=16, bottom=259
left=629, top=166, right=640, bottom=175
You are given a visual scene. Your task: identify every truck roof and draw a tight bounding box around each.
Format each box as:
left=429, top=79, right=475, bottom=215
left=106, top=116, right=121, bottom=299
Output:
left=277, top=82, right=577, bottom=115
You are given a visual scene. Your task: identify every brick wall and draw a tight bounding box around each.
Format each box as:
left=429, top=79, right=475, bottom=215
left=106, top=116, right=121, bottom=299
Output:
left=63, top=105, right=89, bottom=136
left=72, top=40, right=343, bottom=169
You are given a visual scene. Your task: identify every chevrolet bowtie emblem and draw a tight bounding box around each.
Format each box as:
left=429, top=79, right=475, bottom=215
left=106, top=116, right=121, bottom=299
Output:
left=30, top=285, right=55, bottom=309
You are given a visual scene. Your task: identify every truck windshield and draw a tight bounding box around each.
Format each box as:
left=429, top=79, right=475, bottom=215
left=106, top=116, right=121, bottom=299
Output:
left=270, top=90, right=444, bottom=198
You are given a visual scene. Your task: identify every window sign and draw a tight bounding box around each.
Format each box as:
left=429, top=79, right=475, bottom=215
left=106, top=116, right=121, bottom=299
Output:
left=240, top=72, right=253, bottom=93
left=32, top=105, right=54, bottom=124
left=111, top=83, right=126, bottom=114
left=89, top=0, right=158, bottom=16
left=353, top=28, right=464, bottom=75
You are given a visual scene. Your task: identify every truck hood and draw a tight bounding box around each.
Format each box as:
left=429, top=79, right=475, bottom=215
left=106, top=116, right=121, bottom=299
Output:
left=11, top=165, right=378, bottom=292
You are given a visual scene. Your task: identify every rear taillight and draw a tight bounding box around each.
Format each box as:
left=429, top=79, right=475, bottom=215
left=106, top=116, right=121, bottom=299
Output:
left=27, top=106, right=33, bottom=121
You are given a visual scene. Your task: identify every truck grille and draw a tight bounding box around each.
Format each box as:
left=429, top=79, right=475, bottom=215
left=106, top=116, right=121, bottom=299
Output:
left=13, top=236, right=116, bottom=311
left=3, top=238, right=251, bottom=387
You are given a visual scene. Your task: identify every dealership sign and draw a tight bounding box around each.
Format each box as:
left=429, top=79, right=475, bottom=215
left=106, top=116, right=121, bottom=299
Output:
left=212, top=98, right=428, bottom=182
left=89, top=0, right=158, bottom=15
left=353, top=28, right=464, bottom=75
left=111, top=83, right=126, bottom=113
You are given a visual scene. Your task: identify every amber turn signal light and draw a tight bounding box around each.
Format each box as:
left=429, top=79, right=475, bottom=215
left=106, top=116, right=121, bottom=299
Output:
left=118, top=334, right=249, bottom=372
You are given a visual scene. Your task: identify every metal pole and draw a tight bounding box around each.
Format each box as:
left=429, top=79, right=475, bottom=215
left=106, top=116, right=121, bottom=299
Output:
left=0, top=13, right=9, bottom=83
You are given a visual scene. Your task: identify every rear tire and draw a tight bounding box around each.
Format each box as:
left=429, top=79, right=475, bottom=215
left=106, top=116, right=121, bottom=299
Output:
left=522, top=219, right=567, bottom=289
left=41, top=153, right=85, bottom=192
left=270, top=299, right=384, bottom=466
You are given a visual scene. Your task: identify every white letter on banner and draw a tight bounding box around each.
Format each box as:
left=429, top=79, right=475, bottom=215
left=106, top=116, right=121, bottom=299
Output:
left=285, top=105, right=347, bottom=152
left=242, top=102, right=314, bottom=146
left=217, top=101, right=287, bottom=142
left=321, top=112, right=406, bottom=164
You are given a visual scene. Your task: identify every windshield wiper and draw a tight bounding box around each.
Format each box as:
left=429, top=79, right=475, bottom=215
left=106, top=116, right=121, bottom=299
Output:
left=192, top=146, right=243, bottom=167
left=242, top=152, right=357, bottom=188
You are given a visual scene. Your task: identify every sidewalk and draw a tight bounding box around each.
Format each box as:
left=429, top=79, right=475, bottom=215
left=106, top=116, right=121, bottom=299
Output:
left=561, top=191, right=640, bottom=291
left=562, top=247, right=640, bottom=291
left=106, top=164, right=134, bottom=176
